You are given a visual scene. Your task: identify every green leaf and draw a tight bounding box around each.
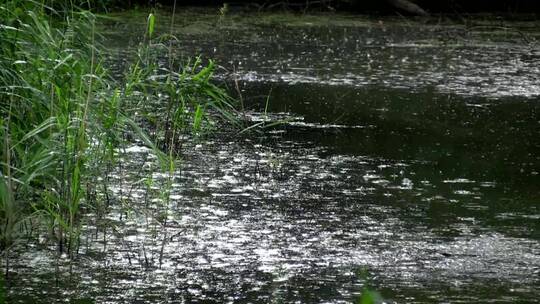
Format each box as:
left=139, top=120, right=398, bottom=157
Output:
left=358, top=288, right=382, bottom=304
left=147, top=13, right=155, bottom=39
left=13, top=117, right=56, bottom=148
left=192, top=104, right=205, bottom=134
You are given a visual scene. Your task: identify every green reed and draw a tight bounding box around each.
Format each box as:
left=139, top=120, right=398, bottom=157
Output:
left=0, top=0, right=240, bottom=279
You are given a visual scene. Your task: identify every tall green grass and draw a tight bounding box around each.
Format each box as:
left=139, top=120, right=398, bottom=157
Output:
left=1, top=0, right=105, bottom=268
left=0, top=0, right=239, bottom=278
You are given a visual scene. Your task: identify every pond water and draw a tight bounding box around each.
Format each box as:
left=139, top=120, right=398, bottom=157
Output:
left=9, top=8, right=540, bottom=303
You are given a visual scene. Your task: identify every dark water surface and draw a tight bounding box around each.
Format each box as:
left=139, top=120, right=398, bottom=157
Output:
left=9, top=8, right=540, bottom=303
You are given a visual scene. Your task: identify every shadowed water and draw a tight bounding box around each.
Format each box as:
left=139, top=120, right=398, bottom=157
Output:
left=8, top=8, right=540, bottom=304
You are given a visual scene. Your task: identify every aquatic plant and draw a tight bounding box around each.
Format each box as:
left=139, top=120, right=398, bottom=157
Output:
left=1, top=0, right=106, bottom=268
left=356, top=270, right=384, bottom=304
left=0, top=0, right=240, bottom=279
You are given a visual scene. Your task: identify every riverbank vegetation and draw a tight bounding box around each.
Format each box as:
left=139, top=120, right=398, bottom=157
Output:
left=100, top=0, right=540, bottom=16
left=0, top=0, right=238, bottom=280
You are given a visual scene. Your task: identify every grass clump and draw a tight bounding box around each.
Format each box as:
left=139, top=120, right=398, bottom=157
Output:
left=0, top=0, right=238, bottom=279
